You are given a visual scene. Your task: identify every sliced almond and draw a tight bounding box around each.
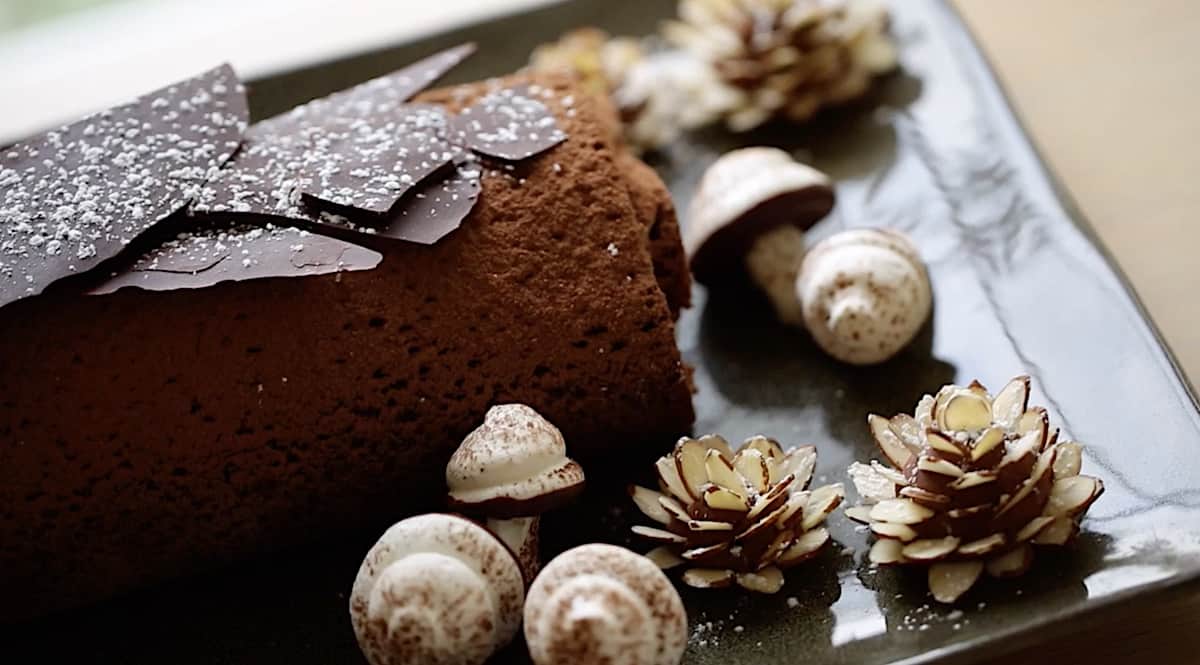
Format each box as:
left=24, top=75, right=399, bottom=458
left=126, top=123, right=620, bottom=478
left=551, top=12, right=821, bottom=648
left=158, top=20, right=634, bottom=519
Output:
left=781, top=445, right=817, bottom=490
left=681, top=542, right=732, bottom=566
left=737, top=500, right=791, bottom=544
left=890, top=413, right=925, bottom=451
left=687, top=519, right=735, bottom=532
left=1052, top=441, right=1083, bottom=479
left=745, top=473, right=795, bottom=522
left=675, top=438, right=710, bottom=500
left=996, top=447, right=1056, bottom=521
left=925, top=430, right=966, bottom=461
left=870, top=414, right=915, bottom=469
left=899, top=485, right=950, bottom=508
left=869, top=538, right=905, bottom=565
left=958, top=533, right=1006, bottom=557
left=1016, top=515, right=1056, bottom=542
left=705, top=449, right=748, bottom=498
left=737, top=566, right=785, bottom=594
left=1044, top=475, right=1103, bottom=517
left=629, top=485, right=672, bottom=524
left=996, top=429, right=1042, bottom=487
left=778, top=527, right=829, bottom=566
left=644, top=546, right=686, bottom=570
left=760, top=530, right=795, bottom=565
left=914, top=395, right=935, bottom=431
left=940, top=391, right=993, bottom=432
left=743, top=435, right=784, bottom=460
left=775, top=490, right=807, bottom=529
left=1032, top=517, right=1078, bottom=546
left=985, top=544, right=1033, bottom=578
left=1017, top=407, right=1049, bottom=448
left=928, top=561, right=984, bottom=604
left=970, top=427, right=1006, bottom=462
left=734, top=448, right=770, bottom=493
left=916, top=456, right=965, bottom=478
left=869, top=498, right=935, bottom=525
left=848, top=462, right=897, bottom=503
left=703, top=484, right=750, bottom=512
left=872, top=521, right=918, bottom=542
left=949, top=471, right=996, bottom=491
left=991, top=375, right=1030, bottom=429
left=632, top=525, right=687, bottom=544
left=872, top=461, right=909, bottom=486
left=845, top=505, right=874, bottom=524
left=902, top=536, right=960, bottom=562
left=802, top=484, right=844, bottom=531
left=696, top=434, right=735, bottom=462
left=656, top=455, right=692, bottom=502
left=658, top=495, right=690, bottom=522
left=682, top=568, right=735, bottom=589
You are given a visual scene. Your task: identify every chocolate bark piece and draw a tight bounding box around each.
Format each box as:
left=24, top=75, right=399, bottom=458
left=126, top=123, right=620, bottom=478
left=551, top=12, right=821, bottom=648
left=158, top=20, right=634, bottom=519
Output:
left=194, top=44, right=476, bottom=224
left=0, top=72, right=693, bottom=620
left=0, top=64, right=247, bottom=309
left=448, top=84, right=568, bottom=160
left=308, top=148, right=483, bottom=245
left=90, top=224, right=381, bottom=294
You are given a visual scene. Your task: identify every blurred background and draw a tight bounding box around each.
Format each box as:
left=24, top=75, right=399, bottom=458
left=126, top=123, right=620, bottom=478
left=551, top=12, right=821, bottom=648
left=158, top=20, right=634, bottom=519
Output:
left=1, top=0, right=1197, bottom=391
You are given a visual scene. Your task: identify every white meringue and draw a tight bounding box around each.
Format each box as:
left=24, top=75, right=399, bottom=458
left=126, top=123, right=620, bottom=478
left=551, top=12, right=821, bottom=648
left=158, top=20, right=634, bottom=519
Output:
left=349, top=514, right=524, bottom=665
left=446, top=404, right=585, bottom=517
left=797, top=228, right=931, bottom=365
left=524, top=544, right=687, bottom=665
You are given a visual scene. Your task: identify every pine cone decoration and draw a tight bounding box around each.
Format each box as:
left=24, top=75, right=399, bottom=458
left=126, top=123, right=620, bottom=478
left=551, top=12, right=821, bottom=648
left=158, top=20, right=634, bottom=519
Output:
left=630, top=435, right=843, bottom=593
left=846, top=376, right=1104, bottom=603
left=529, top=29, right=737, bottom=152
left=664, top=0, right=898, bottom=131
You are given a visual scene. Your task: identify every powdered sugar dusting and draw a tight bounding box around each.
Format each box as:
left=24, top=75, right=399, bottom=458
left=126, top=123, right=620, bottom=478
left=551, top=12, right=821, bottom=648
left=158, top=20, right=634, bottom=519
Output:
left=448, top=85, right=568, bottom=160
left=0, top=64, right=246, bottom=307
left=91, top=223, right=380, bottom=293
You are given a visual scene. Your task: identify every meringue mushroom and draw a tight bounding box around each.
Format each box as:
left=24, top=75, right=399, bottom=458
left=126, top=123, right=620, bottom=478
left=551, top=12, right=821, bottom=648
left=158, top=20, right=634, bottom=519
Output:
left=447, top=404, right=586, bottom=581
left=524, top=544, right=688, bottom=665
left=350, top=513, right=524, bottom=665
left=797, top=227, right=932, bottom=365
left=685, top=147, right=835, bottom=325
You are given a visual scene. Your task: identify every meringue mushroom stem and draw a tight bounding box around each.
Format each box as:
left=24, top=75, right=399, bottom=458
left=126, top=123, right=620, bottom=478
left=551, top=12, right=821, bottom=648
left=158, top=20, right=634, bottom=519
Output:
left=744, top=225, right=808, bottom=326
left=487, top=516, right=541, bottom=583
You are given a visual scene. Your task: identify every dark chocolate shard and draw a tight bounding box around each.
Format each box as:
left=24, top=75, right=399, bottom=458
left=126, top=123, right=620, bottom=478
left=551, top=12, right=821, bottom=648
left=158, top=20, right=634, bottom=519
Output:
left=194, top=44, right=477, bottom=222
left=90, top=224, right=381, bottom=294
left=448, top=85, right=567, bottom=160
left=311, top=151, right=481, bottom=244
left=0, top=64, right=247, bottom=308
left=300, top=104, right=456, bottom=214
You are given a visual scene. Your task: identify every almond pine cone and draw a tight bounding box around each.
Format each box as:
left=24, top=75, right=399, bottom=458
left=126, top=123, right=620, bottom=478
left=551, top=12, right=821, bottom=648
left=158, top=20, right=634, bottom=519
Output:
left=663, top=0, right=898, bottom=131
left=630, top=435, right=843, bottom=593
left=846, top=376, right=1104, bottom=603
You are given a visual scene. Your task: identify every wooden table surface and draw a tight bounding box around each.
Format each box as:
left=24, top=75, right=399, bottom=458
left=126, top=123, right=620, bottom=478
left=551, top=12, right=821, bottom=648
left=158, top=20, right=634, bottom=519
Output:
left=954, top=4, right=1200, bottom=663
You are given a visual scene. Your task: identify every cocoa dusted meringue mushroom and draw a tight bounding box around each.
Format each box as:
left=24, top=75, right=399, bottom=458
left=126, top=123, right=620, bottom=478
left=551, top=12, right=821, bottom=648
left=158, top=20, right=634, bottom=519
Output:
left=447, top=404, right=586, bottom=582
left=845, top=376, right=1104, bottom=603
left=797, top=227, right=931, bottom=365
left=686, top=147, right=834, bottom=326
left=350, top=513, right=525, bottom=665
left=524, top=544, right=688, bottom=665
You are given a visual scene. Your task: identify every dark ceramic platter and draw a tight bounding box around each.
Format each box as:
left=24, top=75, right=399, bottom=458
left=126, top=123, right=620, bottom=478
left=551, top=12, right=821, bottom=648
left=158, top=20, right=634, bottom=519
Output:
left=7, top=0, right=1200, bottom=663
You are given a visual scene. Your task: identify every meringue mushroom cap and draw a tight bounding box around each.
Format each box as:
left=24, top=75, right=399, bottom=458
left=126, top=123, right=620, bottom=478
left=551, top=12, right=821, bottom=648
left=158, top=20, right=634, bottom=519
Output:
left=525, top=544, right=687, bottom=665
left=350, top=514, right=524, bottom=665
left=447, top=404, right=586, bottom=518
left=685, top=147, right=834, bottom=287
left=797, top=228, right=931, bottom=365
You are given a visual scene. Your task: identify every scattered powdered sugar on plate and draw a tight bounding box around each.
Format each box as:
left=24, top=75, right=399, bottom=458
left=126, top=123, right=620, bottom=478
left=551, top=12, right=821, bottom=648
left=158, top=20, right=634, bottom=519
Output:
left=0, top=64, right=247, bottom=307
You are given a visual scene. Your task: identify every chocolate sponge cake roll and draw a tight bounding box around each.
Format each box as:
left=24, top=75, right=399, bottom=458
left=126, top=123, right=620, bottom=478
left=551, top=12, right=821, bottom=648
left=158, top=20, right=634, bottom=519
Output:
left=0, top=71, right=694, bottom=620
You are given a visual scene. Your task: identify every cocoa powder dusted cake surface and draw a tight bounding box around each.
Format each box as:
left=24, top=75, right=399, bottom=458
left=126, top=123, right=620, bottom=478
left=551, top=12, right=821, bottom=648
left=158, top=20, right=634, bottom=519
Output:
left=0, top=71, right=694, bottom=620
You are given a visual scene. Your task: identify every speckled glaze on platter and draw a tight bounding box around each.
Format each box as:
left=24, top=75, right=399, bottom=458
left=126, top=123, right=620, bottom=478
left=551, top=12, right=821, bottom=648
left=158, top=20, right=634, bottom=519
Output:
left=4, top=1, right=1200, bottom=663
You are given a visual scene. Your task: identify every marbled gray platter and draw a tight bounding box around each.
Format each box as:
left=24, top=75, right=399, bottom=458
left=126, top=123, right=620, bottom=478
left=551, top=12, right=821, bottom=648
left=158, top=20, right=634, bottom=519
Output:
left=5, top=1, right=1200, bottom=664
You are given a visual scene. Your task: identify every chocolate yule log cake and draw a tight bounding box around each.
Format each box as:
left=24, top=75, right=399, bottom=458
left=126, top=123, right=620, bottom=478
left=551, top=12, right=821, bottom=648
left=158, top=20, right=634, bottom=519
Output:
left=0, top=46, right=694, bottom=620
